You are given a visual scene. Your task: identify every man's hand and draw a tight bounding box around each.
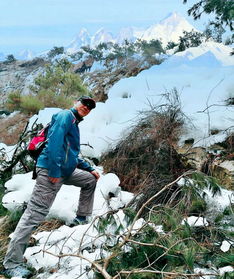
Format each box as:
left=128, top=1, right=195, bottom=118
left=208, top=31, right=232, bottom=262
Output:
left=48, top=177, right=60, bottom=184
left=90, top=170, right=100, bottom=180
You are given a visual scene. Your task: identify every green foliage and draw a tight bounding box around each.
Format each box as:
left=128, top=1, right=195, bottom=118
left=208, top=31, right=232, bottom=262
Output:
left=166, top=41, right=178, bottom=50
left=123, top=207, right=136, bottom=225
left=5, top=59, right=84, bottom=114
left=224, top=36, right=234, bottom=46
left=223, top=204, right=234, bottom=216
left=219, top=272, right=234, bottom=279
left=69, top=51, right=84, bottom=61
left=0, top=185, right=7, bottom=217
left=184, top=172, right=221, bottom=200
left=95, top=213, right=124, bottom=237
left=139, top=39, right=165, bottom=58
left=203, top=23, right=226, bottom=42
left=189, top=199, right=207, bottom=215
left=5, top=91, right=22, bottom=112
left=177, top=30, right=204, bottom=52
left=47, top=46, right=64, bottom=59
left=214, top=213, right=224, bottom=224
left=96, top=42, right=109, bottom=51
left=37, top=90, right=73, bottom=108
left=150, top=207, right=182, bottom=232
left=178, top=173, right=219, bottom=216
left=183, top=0, right=234, bottom=31
left=94, top=206, right=205, bottom=278
left=20, top=95, right=44, bottom=115
left=76, top=39, right=165, bottom=64
left=214, top=203, right=234, bottom=225
left=94, top=201, right=234, bottom=278
left=105, top=42, right=135, bottom=61
left=31, top=59, right=89, bottom=98
left=182, top=247, right=196, bottom=270
left=4, top=54, right=16, bottom=64
left=215, top=253, right=234, bottom=268
left=92, top=165, right=232, bottom=278
left=225, top=95, right=234, bottom=106
left=80, top=46, right=105, bottom=60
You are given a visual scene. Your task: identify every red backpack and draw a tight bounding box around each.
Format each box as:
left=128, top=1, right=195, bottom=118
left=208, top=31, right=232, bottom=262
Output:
left=27, top=123, right=50, bottom=160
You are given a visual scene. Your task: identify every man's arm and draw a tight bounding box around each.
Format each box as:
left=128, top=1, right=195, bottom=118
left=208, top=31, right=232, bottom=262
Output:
left=48, top=177, right=61, bottom=183
left=77, top=158, right=100, bottom=180
left=90, top=170, right=100, bottom=180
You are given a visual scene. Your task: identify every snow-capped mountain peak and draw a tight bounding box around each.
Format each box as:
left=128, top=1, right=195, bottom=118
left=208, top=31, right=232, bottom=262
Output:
left=79, top=27, right=89, bottom=36
left=66, top=28, right=91, bottom=54
left=116, top=27, right=135, bottom=44
left=91, top=28, right=114, bottom=47
left=160, top=12, right=187, bottom=26
left=64, top=12, right=198, bottom=53
left=140, top=12, right=196, bottom=46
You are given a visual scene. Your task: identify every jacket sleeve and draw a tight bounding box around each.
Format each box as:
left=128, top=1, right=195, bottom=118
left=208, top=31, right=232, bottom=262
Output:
left=47, top=111, right=71, bottom=178
left=77, top=158, right=95, bottom=172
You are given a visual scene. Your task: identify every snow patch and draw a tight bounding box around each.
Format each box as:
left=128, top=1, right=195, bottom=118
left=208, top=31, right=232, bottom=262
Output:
left=181, top=216, right=209, bottom=227
left=220, top=240, right=232, bottom=252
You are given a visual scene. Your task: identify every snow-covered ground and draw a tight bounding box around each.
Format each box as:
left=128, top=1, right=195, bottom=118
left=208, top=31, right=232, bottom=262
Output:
left=21, top=42, right=234, bottom=160
left=3, top=171, right=133, bottom=223
left=1, top=41, right=234, bottom=278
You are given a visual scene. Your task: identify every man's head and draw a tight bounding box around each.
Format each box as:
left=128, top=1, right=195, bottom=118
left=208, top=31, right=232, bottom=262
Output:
left=74, top=96, right=96, bottom=117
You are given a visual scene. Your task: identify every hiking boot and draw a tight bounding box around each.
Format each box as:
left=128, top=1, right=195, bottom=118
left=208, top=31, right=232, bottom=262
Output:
left=70, top=216, right=88, bottom=227
left=1, top=265, right=33, bottom=278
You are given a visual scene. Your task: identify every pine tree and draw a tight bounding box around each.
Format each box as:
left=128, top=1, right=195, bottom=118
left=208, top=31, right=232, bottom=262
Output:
left=183, top=0, right=234, bottom=31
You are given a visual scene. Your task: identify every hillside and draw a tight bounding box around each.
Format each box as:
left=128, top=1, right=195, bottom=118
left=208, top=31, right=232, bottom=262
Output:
left=0, top=39, right=233, bottom=278
left=0, top=58, right=46, bottom=108
left=0, top=9, right=233, bottom=278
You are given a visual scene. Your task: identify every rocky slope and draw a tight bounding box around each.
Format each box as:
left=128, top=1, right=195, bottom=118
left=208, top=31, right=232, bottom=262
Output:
left=0, top=58, right=46, bottom=108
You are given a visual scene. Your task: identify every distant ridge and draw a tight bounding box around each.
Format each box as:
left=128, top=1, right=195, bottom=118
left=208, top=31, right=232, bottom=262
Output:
left=3, top=12, right=198, bottom=59
left=66, top=12, right=197, bottom=53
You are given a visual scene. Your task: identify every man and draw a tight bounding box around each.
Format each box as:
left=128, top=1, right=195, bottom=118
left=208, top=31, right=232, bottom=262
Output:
left=2, top=96, right=100, bottom=278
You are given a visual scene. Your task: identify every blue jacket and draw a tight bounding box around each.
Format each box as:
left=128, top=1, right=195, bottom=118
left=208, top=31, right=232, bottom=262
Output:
left=36, top=108, right=94, bottom=178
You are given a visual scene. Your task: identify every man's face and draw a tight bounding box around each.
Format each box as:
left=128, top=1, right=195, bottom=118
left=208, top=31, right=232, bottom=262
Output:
left=76, top=101, right=91, bottom=117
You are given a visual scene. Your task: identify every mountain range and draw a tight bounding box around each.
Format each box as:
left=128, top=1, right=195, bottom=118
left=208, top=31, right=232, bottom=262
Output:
left=0, top=12, right=196, bottom=60
left=66, top=12, right=196, bottom=54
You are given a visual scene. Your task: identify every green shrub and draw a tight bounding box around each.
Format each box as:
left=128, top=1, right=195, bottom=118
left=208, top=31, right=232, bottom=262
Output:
left=54, top=94, right=73, bottom=108
left=94, top=208, right=202, bottom=278
left=223, top=205, right=234, bottom=216
left=6, top=91, right=22, bottom=112
left=0, top=185, right=7, bottom=217
left=37, top=90, right=73, bottom=109
left=20, top=95, right=44, bottom=114
left=6, top=59, right=91, bottom=115
left=189, top=199, right=207, bottom=215
left=216, top=253, right=234, bottom=268
left=31, top=59, right=90, bottom=99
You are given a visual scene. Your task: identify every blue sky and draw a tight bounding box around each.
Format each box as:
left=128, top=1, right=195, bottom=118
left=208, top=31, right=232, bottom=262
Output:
left=0, top=0, right=208, bottom=55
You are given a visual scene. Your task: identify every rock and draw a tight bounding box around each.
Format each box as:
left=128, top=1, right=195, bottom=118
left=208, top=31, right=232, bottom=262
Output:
left=211, top=160, right=234, bottom=190
left=177, top=145, right=207, bottom=170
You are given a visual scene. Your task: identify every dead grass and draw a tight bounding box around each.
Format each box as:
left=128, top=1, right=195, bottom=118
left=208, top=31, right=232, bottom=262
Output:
left=0, top=113, right=30, bottom=145
left=0, top=216, right=16, bottom=269
left=101, top=99, right=187, bottom=193
left=33, top=219, right=65, bottom=234
left=100, top=90, right=190, bottom=214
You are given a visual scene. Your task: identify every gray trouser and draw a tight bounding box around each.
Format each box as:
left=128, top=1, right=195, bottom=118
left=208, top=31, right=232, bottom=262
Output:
left=3, top=167, right=97, bottom=269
